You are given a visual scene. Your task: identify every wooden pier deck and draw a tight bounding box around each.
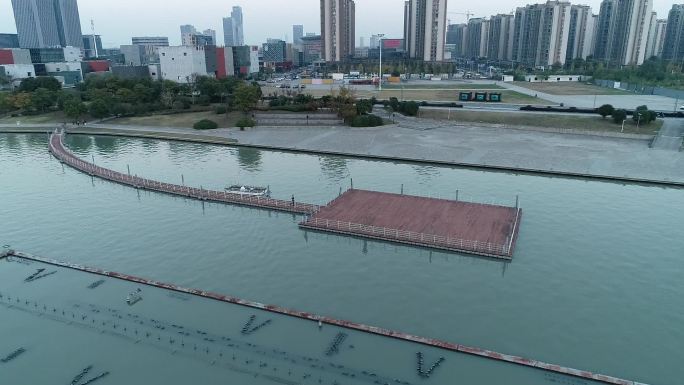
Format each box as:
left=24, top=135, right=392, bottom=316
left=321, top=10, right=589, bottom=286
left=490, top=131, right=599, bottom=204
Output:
left=300, top=189, right=521, bottom=259
left=48, top=132, right=319, bottom=215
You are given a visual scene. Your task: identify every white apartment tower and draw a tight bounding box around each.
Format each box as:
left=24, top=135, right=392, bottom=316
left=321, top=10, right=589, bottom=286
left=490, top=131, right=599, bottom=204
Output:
left=566, top=5, right=595, bottom=60
left=405, top=0, right=448, bottom=61
left=487, top=14, right=515, bottom=61
left=320, top=0, right=356, bottom=62
left=594, top=0, right=653, bottom=65
left=512, top=1, right=572, bottom=67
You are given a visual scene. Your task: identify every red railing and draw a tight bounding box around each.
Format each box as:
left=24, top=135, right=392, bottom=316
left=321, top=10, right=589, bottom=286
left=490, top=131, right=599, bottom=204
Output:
left=301, top=217, right=510, bottom=257
left=49, top=132, right=319, bottom=215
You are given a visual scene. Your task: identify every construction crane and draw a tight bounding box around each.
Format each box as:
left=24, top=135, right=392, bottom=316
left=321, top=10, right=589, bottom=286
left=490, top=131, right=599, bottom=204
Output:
left=447, top=11, right=475, bottom=24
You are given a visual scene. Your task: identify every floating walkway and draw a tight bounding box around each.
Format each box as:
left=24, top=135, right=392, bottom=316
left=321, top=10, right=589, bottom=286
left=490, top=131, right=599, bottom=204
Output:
left=0, top=250, right=643, bottom=385
left=301, top=189, right=521, bottom=259
left=48, top=131, right=319, bottom=215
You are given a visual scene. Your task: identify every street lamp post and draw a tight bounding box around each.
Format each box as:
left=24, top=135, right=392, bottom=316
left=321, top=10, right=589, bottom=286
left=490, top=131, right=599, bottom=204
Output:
left=378, top=34, right=385, bottom=91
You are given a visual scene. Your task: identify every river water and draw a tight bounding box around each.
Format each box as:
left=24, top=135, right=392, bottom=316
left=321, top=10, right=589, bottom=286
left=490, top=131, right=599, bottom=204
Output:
left=0, top=133, right=682, bottom=385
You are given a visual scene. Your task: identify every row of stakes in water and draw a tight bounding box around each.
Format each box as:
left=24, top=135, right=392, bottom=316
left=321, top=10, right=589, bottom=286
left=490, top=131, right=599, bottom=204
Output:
left=1, top=348, right=26, bottom=363
left=71, top=365, right=110, bottom=385
left=416, top=352, right=445, bottom=378
left=325, top=333, right=348, bottom=356
left=1, top=294, right=400, bottom=385
left=241, top=314, right=272, bottom=335
left=0, top=294, right=412, bottom=385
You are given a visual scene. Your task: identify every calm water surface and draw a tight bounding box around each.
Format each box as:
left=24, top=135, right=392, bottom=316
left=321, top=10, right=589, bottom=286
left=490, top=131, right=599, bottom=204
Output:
left=0, top=133, right=682, bottom=385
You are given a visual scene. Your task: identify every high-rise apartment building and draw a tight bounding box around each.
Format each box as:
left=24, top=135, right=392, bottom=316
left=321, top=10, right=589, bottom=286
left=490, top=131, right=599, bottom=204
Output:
left=403, top=1, right=411, bottom=51
left=11, top=0, right=83, bottom=48
left=512, top=1, right=571, bottom=67
left=487, top=14, right=515, bottom=61
left=662, top=4, right=684, bottom=62
left=320, top=0, right=356, bottom=62
left=446, top=24, right=467, bottom=58
left=405, top=0, right=448, bottom=61
left=566, top=5, right=595, bottom=61
left=223, top=6, right=244, bottom=47
left=465, top=18, right=489, bottom=59
left=644, top=19, right=666, bottom=58
left=594, top=0, right=653, bottom=65
left=293, top=25, right=304, bottom=45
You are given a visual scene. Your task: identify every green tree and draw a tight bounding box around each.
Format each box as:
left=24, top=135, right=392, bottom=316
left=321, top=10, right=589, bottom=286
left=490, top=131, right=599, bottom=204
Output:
left=597, top=104, right=614, bottom=119
left=63, top=98, right=87, bottom=120
left=89, top=98, right=110, bottom=119
left=18, top=77, right=61, bottom=92
left=10, top=92, right=32, bottom=110
left=612, top=109, right=627, bottom=124
left=234, top=83, right=260, bottom=112
left=30, top=88, right=57, bottom=112
left=633, top=105, right=656, bottom=124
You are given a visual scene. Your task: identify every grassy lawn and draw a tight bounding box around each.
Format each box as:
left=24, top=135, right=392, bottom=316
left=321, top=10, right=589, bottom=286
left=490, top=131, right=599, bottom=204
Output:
left=419, top=109, right=662, bottom=135
left=512, top=81, right=632, bottom=95
left=0, top=111, right=71, bottom=124
left=111, top=111, right=243, bottom=128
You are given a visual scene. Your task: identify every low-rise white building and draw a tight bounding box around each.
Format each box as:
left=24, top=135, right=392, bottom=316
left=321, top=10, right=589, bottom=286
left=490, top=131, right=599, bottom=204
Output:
left=0, top=64, right=36, bottom=80
left=159, top=46, right=212, bottom=83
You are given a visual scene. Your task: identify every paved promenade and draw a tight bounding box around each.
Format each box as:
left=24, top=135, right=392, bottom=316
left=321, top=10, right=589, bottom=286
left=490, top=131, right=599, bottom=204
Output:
left=2, top=122, right=683, bottom=185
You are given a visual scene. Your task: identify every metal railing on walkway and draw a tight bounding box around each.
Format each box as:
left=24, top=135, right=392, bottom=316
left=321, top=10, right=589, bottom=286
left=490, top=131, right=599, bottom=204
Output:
left=48, top=131, right=318, bottom=215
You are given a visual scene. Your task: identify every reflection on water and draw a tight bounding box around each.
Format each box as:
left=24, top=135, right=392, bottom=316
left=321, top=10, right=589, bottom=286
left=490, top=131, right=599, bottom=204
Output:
left=67, top=135, right=93, bottom=152
left=237, top=147, right=262, bottom=172
left=319, top=156, right=350, bottom=183
left=92, top=135, right=124, bottom=154
left=411, top=164, right=442, bottom=185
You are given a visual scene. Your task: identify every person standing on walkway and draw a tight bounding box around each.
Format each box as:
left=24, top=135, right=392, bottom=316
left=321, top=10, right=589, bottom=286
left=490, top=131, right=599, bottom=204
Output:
left=291, top=195, right=295, bottom=206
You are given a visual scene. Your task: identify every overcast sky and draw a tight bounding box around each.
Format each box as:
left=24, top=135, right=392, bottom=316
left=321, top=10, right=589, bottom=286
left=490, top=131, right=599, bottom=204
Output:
left=0, top=0, right=675, bottom=48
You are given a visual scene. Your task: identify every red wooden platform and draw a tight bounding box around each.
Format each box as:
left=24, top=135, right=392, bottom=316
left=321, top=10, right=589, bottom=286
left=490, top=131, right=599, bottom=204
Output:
left=300, top=189, right=521, bottom=259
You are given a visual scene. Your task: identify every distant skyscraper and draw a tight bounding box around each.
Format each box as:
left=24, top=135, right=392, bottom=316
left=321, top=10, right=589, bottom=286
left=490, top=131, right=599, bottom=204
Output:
left=232, top=7, right=244, bottom=45
left=320, top=0, right=355, bottom=62
left=594, top=0, right=653, bottom=65
left=203, top=29, right=217, bottom=45
left=488, top=14, right=515, bottom=61
left=11, top=0, right=83, bottom=48
left=662, top=4, right=684, bottom=62
left=293, top=25, right=304, bottom=44
left=223, top=6, right=244, bottom=46
left=446, top=24, right=467, bottom=57
left=644, top=18, right=667, bottom=58
left=405, top=0, right=448, bottom=61
left=566, top=5, right=595, bottom=61
left=465, top=18, right=489, bottom=59
left=512, top=1, right=572, bottom=67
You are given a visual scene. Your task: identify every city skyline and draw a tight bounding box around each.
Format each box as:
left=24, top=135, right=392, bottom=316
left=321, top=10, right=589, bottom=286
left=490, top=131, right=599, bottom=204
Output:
left=0, top=0, right=675, bottom=48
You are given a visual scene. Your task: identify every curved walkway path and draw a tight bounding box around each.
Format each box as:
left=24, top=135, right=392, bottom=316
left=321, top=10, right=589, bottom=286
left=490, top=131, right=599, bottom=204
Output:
left=0, top=249, right=643, bottom=385
left=48, top=131, right=319, bottom=215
